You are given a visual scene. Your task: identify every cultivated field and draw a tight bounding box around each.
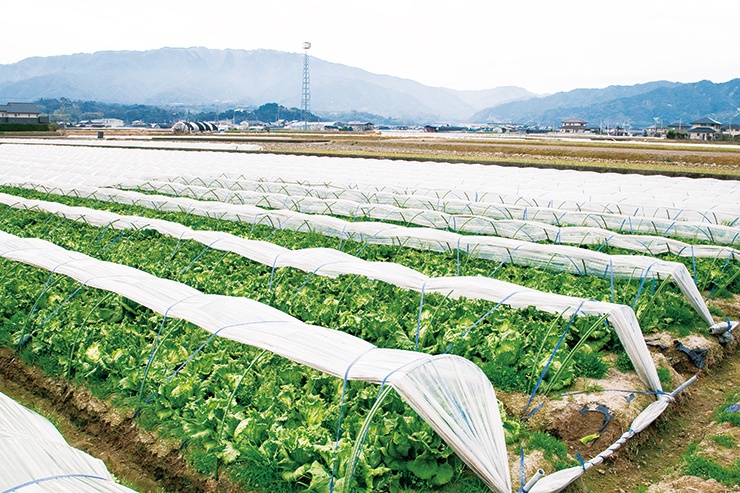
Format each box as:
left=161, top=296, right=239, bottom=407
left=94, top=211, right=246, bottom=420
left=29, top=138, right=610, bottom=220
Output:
left=0, top=134, right=739, bottom=493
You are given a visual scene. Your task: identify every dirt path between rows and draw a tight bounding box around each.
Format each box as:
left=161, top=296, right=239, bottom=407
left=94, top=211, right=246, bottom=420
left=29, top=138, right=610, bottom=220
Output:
left=578, top=343, right=740, bottom=492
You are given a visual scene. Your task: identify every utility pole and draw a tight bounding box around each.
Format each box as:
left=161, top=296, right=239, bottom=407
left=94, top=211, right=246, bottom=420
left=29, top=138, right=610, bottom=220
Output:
left=60, top=99, right=66, bottom=136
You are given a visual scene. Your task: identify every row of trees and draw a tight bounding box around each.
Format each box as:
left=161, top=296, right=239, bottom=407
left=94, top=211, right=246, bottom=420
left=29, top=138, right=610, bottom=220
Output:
left=33, top=99, right=319, bottom=127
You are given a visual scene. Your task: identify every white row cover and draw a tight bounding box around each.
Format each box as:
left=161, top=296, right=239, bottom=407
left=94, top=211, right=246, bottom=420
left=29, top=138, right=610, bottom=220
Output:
left=0, top=137, right=261, bottom=153
left=0, top=190, right=661, bottom=392
left=168, top=172, right=740, bottom=225
left=1, top=141, right=738, bottom=223
left=0, top=231, right=511, bottom=493
left=132, top=177, right=740, bottom=251
left=8, top=181, right=716, bottom=327
left=0, top=391, right=137, bottom=493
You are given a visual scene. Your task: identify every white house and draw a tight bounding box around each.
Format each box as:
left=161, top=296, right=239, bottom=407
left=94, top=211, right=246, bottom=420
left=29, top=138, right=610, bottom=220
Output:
left=687, top=117, right=722, bottom=141
left=560, top=118, right=588, bottom=133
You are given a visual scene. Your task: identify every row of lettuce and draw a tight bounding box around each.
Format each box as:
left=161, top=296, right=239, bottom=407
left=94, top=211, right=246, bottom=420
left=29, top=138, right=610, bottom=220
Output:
left=0, top=185, right=735, bottom=492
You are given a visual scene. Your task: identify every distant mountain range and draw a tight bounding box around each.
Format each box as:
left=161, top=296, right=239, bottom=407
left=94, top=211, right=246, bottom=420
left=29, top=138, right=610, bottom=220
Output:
left=0, top=47, right=737, bottom=127
left=0, top=47, right=532, bottom=123
left=474, top=79, right=740, bottom=129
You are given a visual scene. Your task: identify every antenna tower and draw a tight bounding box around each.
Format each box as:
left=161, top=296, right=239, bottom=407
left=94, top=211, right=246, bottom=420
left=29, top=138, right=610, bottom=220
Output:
left=301, top=42, right=311, bottom=130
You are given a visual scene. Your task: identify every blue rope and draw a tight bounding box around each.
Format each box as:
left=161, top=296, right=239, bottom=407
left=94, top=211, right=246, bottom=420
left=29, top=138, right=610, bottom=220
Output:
left=329, top=348, right=376, bottom=493
left=18, top=270, right=57, bottom=347
left=179, top=240, right=221, bottom=276
left=608, top=260, right=614, bottom=303
left=576, top=452, right=586, bottom=471
left=268, top=254, right=281, bottom=290
left=519, top=447, right=526, bottom=491
left=137, top=296, right=193, bottom=401
left=414, top=282, right=428, bottom=351
left=566, top=256, right=584, bottom=277
left=100, top=230, right=126, bottom=253
left=523, top=301, right=585, bottom=418
left=443, top=292, right=522, bottom=354
left=346, top=382, right=387, bottom=484
left=662, top=221, right=676, bottom=237
left=631, top=265, right=655, bottom=309
left=489, top=245, right=523, bottom=277
left=456, top=237, right=462, bottom=276
left=37, top=284, right=84, bottom=329
left=137, top=321, right=281, bottom=410
left=291, top=262, right=342, bottom=301
left=95, top=221, right=114, bottom=244
left=338, top=226, right=348, bottom=252
left=3, top=474, right=109, bottom=493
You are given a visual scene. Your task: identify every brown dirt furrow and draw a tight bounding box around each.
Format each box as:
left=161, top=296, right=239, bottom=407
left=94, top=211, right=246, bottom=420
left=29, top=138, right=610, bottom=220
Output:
left=577, top=343, right=740, bottom=492
left=0, top=348, right=238, bottom=493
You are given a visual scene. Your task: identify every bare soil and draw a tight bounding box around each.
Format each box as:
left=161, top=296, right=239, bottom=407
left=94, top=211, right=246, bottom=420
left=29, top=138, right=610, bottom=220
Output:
left=574, top=347, right=740, bottom=493
left=56, top=128, right=740, bottom=178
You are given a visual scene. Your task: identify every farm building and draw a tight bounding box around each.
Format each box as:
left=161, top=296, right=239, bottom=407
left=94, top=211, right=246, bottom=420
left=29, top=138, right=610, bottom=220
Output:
left=0, top=102, right=48, bottom=124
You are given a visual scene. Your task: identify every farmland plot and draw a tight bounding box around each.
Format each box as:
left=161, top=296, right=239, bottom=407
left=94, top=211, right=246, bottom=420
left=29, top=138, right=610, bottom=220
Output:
left=0, top=141, right=738, bottom=493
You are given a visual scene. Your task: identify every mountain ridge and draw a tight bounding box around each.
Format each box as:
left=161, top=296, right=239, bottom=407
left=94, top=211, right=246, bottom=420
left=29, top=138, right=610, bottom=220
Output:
left=0, top=47, right=534, bottom=122
left=1, top=47, right=737, bottom=127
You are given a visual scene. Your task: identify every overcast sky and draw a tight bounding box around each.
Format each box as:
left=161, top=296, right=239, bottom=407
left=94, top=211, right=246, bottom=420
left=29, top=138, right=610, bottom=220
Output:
left=3, top=0, right=738, bottom=94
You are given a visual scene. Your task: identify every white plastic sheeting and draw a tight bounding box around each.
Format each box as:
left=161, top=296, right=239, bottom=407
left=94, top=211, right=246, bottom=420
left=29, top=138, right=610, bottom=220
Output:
left=0, top=391, right=137, bottom=493
left=131, top=177, right=740, bottom=254
left=0, top=191, right=661, bottom=392
left=140, top=175, right=740, bottom=246
left=8, top=182, right=716, bottom=327
left=1, top=141, right=738, bottom=225
left=161, top=173, right=740, bottom=223
left=0, top=231, right=511, bottom=493
left=0, top=229, right=687, bottom=493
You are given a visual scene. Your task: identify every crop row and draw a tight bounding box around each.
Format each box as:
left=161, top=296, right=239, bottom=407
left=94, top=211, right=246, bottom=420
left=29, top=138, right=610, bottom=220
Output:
left=4, top=184, right=728, bottom=333
left=120, top=179, right=740, bottom=304
left=0, top=197, right=678, bottom=492
left=2, top=185, right=728, bottom=492
left=133, top=177, right=740, bottom=247
left=16, top=181, right=721, bottom=330
left=0, top=206, right=597, bottom=492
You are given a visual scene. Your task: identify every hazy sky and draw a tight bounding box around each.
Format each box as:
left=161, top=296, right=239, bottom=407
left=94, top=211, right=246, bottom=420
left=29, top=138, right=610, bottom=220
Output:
left=4, top=0, right=738, bottom=94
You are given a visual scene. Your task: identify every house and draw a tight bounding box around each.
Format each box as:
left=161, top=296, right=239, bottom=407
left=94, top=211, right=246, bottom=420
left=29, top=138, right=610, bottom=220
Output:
left=723, top=123, right=740, bottom=138
left=0, top=102, right=48, bottom=124
left=347, top=121, right=375, bottom=132
left=560, top=118, right=587, bottom=133
left=644, top=125, right=663, bottom=138
left=667, top=122, right=691, bottom=133
left=687, top=116, right=722, bottom=140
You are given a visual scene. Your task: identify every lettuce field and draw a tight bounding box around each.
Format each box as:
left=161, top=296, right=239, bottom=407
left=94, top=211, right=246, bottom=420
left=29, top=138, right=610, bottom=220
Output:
left=0, top=141, right=738, bottom=493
